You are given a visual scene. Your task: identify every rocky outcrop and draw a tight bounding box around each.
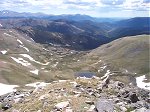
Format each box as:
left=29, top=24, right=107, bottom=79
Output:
left=96, top=98, right=114, bottom=112
left=0, top=77, right=149, bottom=112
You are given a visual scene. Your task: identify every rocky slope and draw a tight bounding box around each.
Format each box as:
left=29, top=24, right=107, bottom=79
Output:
left=0, top=76, right=149, bottom=112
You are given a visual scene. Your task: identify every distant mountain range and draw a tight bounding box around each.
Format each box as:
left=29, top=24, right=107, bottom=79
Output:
left=0, top=15, right=149, bottom=50
left=0, top=10, right=124, bottom=22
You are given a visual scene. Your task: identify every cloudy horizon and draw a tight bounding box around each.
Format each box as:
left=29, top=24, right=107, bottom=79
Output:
left=0, top=0, right=149, bottom=17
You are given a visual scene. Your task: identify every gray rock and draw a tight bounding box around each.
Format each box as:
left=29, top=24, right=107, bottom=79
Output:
left=87, top=105, right=96, bottom=112
left=114, top=81, right=125, bottom=89
left=129, top=93, right=139, bottom=103
left=120, top=106, right=127, bottom=112
left=85, top=101, right=94, bottom=105
left=54, top=101, right=69, bottom=110
left=1, top=103, right=12, bottom=110
left=132, top=107, right=150, bottom=112
left=96, top=98, right=114, bottom=112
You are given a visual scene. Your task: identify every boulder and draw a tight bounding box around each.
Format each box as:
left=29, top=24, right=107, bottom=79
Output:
left=39, top=94, right=49, bottom=100
left=85, top=101, right=94, bottom=105
left=129, top=93, right=139, bottom=103
left=132, top=107, right=150, bottom=112
left=55, top=101, right=69, bottom=110
left=1, top=103, right=12, bottom=110
left=96, top=98, right=114, bottom=112
left=87, top=105, right=96, bottom=112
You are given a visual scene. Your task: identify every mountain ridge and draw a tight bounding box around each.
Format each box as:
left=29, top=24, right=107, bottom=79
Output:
left=0, top=17, right=149, bottom=50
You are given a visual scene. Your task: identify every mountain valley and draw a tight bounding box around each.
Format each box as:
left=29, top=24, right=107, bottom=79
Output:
left=0, top=11, right=149, bottom=112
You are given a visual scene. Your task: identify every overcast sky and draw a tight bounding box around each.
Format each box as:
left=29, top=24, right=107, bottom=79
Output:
left=0, top=0, right=149, bottom=17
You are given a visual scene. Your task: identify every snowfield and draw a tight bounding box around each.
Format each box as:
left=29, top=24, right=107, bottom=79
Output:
left=20, top=54, right=49, bottom=65
left=30, top=69, right=39, bottom=75
left=19, top=45, right=29, bottom=52
left=0, top=83, right=18, bottom=96
left=17, top=39, right=23, bottom=45
left=3, top=33, right=14, bottom=37
left=11, top=57, right=31, bottom=66
left=136, top=75, right=150, bottom=90
left=100, top=65, right=107, bottom=70
left=1, top=50, right=7, bottom=54
left=25, top=82, right=50, bottom=88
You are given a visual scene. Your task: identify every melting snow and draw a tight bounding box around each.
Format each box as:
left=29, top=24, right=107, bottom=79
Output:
left=93, top=60, right=101, bottom=65
left=100, top=65, right=107, bottom=70
left=30, top=69, right=39, bottom=75
left=3, top=33, right=14, bottom=37
left=30, top=38, right=35, bottom=42
left=20, top=54, right=49, bottom=65
left=25, top=82, right=50, bottom=88
left=1, top=50, right=7, bottom=54
left=9, top=30, right=13, bottom=32
left=19, top=45, right=29, bottom=52
left=17, top=39, right=23, bottom=45
left=136, top=75, right=150, bottom=90
left=11, top=57, right=31, bottom=66
left=0, top=23, right=2, bottom=27
left=101, top=70, right=114, bottom=79
left=71, top=25, right=85, bottom=32
left=20, top=54, right=34, bottom=61
left=0, top=83, right=18, bottom=96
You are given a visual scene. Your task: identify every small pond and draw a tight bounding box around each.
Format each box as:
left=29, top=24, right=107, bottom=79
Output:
left=74, top=72, right=96, bottom=78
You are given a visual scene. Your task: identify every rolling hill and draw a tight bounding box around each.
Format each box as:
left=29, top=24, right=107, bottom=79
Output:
left=0, top=29, right=80, bottom=85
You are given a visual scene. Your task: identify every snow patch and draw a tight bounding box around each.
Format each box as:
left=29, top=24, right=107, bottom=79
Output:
left=0, top=23, right=2, bottom=27
left=9, top=30, right=13, bottom=32
left=93, top=60, right=101, bottom=65
left=20, top=54, right=34, bottom=61
left=136, top=75, right=150, bottom=90
left=100, top=65, right=107, bottom=70
left=3, top=33, right=14, bottom=37
left=0, top=83, right=18, bottom=96
left=25, top=82, right=50, bottom=88
left=1, top=50, right=7, bottom=54
left=19, top=45, right=29, bottom=52
left=43, top=71, right=49, bottom=73
left=11, top=57, right=31, bottom=66
left=71, top=25, right=85, bottom=32
left=20, top=54, right=49, bottom=65
left=30, top=69, right=39, bottom=75
left=17, top=39, right=23, bottom=45
left=101, top=70, right=112, bottom=79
